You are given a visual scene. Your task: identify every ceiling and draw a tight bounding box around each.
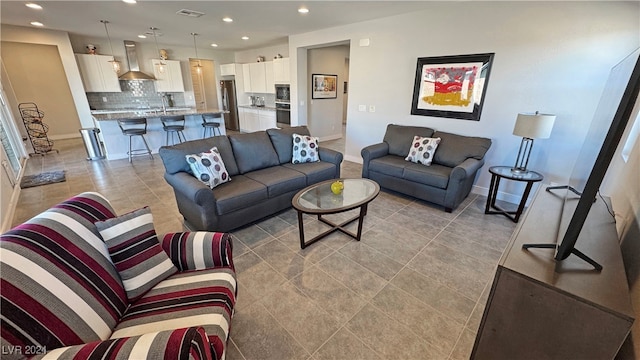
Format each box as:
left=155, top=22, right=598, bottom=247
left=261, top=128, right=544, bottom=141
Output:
left=1, top=1, right=437, bottom=51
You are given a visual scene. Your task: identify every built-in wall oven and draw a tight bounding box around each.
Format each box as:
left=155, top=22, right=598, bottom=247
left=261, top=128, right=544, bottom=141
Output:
left=275, top=84, right=290, bottom=126
left=275, top=102, right=290, bottom=126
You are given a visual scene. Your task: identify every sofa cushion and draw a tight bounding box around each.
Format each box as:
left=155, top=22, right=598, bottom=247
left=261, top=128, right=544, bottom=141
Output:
left=405, top=136, right=441, bottom=166
left=96, top=207, right=178, bottom=302
left=432, top=131, right=492, bottom=168
left=112, top=267, right=237, bottom=360
left=383, top=124, right=435, bottom=157
left=368, top=155, right=408, bottom=178
left=244, top=166, right=307, bottom=198
left=160, top=137, right=239, bottom=176
left=186, top=147, right=231, bottom=189
left=212, top=175, right=268, bottom=215
left=267, top=126, right=311, bottom=164
left=229, top=132, right=280, bottom=174
left=283, top=162, right=338, bottom=185
left=0, top=193, right=128, bottom=350
left=403, top=163, right=451, bottom=189
left=292, top=134, right=320, bottom=163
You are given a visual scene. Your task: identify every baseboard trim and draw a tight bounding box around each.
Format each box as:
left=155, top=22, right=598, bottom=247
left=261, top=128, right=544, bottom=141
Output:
left=48, top=133, right=81, bottom=140
left=344, top=154, right=362, bottom=163
left=318, top=133, right=342, bottom=142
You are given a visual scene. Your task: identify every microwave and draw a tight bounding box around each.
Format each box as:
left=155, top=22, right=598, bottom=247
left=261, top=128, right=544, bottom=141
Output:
left=275, top=84, right=290, bottom=103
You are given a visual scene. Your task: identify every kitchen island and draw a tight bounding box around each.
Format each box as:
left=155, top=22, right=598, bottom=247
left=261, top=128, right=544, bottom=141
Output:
left=92, top=108, right=227, bottom=160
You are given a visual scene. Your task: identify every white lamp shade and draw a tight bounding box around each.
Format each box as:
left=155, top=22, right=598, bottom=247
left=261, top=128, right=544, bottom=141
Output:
left=512, top=113, right=556, bottom=139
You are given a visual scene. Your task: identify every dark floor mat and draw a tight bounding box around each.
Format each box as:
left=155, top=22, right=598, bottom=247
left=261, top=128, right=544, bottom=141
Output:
left=20, top=171, right=66, bottom=189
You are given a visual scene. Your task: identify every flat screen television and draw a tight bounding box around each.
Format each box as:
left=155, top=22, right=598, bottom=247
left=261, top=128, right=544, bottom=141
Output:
left=524, top=48, right=640, bottom=270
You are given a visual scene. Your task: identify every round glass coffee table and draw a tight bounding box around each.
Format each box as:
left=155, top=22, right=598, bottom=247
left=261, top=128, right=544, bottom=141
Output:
left=292, top=178, right=380, bottom=249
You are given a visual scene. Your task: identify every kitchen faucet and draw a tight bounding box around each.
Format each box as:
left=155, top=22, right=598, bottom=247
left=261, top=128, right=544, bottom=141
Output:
left=160, top=93, right=167, bottom=114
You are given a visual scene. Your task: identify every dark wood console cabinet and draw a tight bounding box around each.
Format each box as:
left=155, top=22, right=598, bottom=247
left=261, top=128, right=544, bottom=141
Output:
left=471, top=186, right=634, bottom=359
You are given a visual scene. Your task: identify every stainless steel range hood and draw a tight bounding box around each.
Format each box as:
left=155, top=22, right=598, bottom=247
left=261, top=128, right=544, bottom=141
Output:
left=118, top=40, right=155, bottom=81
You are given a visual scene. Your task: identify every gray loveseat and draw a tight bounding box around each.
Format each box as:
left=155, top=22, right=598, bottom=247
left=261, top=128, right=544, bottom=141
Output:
left=159, top=126, right=343, bottom=232
left=361, top=124, right=491, bottom=212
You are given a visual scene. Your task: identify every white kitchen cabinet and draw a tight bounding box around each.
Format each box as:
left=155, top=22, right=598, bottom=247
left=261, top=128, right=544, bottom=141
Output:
left=152, top=59, right=185, bottom=92
left=242, top=64, right=252, bottom=93
left=238, top=107, right=276, bottom=132
left=242, top=61, right=275, bottom=94
left=273, top=58, right=290, bottom=84
left=259, top=108, right=276, bottom=130
left=249, top=62, right=267, bottom=93
left=75, top=54, right=122, bottom=93
left=239, top=107, right=259, bottom=132
left=220, top=63, right=237, bottom=76
left=265, top=61, right=275, bottom=94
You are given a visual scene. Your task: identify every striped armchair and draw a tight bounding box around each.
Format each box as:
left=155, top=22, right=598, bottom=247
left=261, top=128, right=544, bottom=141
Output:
left=0, top=192, right=236, bottom=360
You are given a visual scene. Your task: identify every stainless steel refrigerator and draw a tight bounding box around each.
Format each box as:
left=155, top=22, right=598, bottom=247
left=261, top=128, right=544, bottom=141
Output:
left=220, top=80, right=239, bottom=131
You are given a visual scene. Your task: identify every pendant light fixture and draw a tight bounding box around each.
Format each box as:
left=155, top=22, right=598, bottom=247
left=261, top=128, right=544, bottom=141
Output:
left=150, top=27, right=166, bottom=74
left=191, top=32, right=203, bottom=74
left=100, top=20, right=121, bottom=74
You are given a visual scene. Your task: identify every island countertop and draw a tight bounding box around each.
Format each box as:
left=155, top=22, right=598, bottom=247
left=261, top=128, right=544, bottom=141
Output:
left=92, top=108, right=227, bottom=121
left=92, top=108, right=228, bottom=160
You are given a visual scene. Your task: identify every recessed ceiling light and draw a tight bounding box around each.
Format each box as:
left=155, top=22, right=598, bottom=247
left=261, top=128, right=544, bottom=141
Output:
left=138, top=34, right=147, bottom=39
left=122, top=0, right=136, bottom=4
left=211, top=43, right=218, bottom=47
left=25, top=3, right=42, bottom=10
left=241, top=36, right=249, bottom=40
left=298, top=7, right=309, bottom=14
left=222, top=17, right=233, bottom=23
left=30, top=21, right=44, bottom=27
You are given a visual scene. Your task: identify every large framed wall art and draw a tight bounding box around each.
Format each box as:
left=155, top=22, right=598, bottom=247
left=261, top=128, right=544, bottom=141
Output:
left=312, top=74, right=338, bottom=99
left=411, top=53, right=494, bottom=121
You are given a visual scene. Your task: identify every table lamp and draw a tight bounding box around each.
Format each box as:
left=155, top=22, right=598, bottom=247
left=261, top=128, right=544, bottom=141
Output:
left=511, top=111, right=556, bottom=174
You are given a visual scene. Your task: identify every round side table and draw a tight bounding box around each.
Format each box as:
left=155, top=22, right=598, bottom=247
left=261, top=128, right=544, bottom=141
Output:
left=485, top=166, right=543, bottom=223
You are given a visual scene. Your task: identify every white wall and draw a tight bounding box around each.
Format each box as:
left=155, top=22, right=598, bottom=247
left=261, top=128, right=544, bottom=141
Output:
left=289, top=2, right=640, bottom=202
left=234, top=43, right=289, bottom=63
left=1, top=25, right=94, bottom=130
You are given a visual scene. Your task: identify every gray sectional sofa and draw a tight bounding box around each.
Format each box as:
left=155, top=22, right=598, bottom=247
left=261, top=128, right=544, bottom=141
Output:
left=361, top=124, right=491, bottom=212
left=159, top=126, right=343, bottom=232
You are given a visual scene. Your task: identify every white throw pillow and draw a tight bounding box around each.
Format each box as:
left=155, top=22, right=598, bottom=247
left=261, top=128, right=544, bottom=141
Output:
left=186, top=147, right=231, bottom=189
left=405, top=136, right=441, bottom=166
left=292, top=133, right=320, bottom=164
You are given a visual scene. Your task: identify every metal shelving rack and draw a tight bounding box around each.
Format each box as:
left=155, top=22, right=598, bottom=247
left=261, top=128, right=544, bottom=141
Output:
left=18, top=102, right=58, bottom=156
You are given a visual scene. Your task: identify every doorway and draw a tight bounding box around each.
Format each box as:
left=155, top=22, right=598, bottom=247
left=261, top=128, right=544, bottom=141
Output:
left=190, top=59, right=218, bottom=110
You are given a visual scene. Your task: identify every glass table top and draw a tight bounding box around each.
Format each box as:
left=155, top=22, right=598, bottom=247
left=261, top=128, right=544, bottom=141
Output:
left=489, top=166, right=544, bottom=181
left=293, top=178, right=380, bottom=213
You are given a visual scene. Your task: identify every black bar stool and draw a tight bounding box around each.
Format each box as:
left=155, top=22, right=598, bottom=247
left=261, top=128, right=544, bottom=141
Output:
left=202, top=113, right=222, bottom=138
left=161, top=115, right=187, bottom=145
left=117, top=118, right=153, bottom=163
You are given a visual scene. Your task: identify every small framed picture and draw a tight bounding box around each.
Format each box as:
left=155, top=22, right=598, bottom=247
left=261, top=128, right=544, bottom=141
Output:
left=312, top=74, right=338, bottom=99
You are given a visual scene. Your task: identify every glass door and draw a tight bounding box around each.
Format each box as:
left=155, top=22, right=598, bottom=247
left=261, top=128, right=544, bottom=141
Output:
left=0, top=88, right=27, bottom=186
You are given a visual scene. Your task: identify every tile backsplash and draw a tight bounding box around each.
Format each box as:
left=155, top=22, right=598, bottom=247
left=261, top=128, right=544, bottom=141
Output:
left=86, top=80, right=186, bottom=110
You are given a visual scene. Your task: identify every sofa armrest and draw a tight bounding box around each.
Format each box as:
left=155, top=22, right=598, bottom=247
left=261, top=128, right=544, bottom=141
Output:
left=361, top=142, right=389, bottom=178
left=318, top=147, right=344, bottom=165
left=450, top=158, right=485, bottom=182
left=361, top=142, right=389, bottom=161
left=161, top=231, right=234, bottom=272
left=32, top=327, right=213, bottom=360
left=164, top=172, right=216, bottom=207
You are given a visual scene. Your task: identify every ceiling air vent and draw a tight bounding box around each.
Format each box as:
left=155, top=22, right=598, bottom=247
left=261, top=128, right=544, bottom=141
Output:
left=176, top=9, right=205, bottom=18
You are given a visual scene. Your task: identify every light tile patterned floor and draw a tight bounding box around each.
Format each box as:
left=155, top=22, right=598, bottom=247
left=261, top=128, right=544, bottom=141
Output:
left=12, top=135, right=517, bottom=360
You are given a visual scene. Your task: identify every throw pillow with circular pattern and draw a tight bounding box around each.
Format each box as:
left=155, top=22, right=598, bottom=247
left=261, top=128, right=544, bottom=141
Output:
left=186, top=147, right=231, bottom=189
left=292, top=133, right=320, bottom=164
left=405, top=136, right=441, bottom=166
